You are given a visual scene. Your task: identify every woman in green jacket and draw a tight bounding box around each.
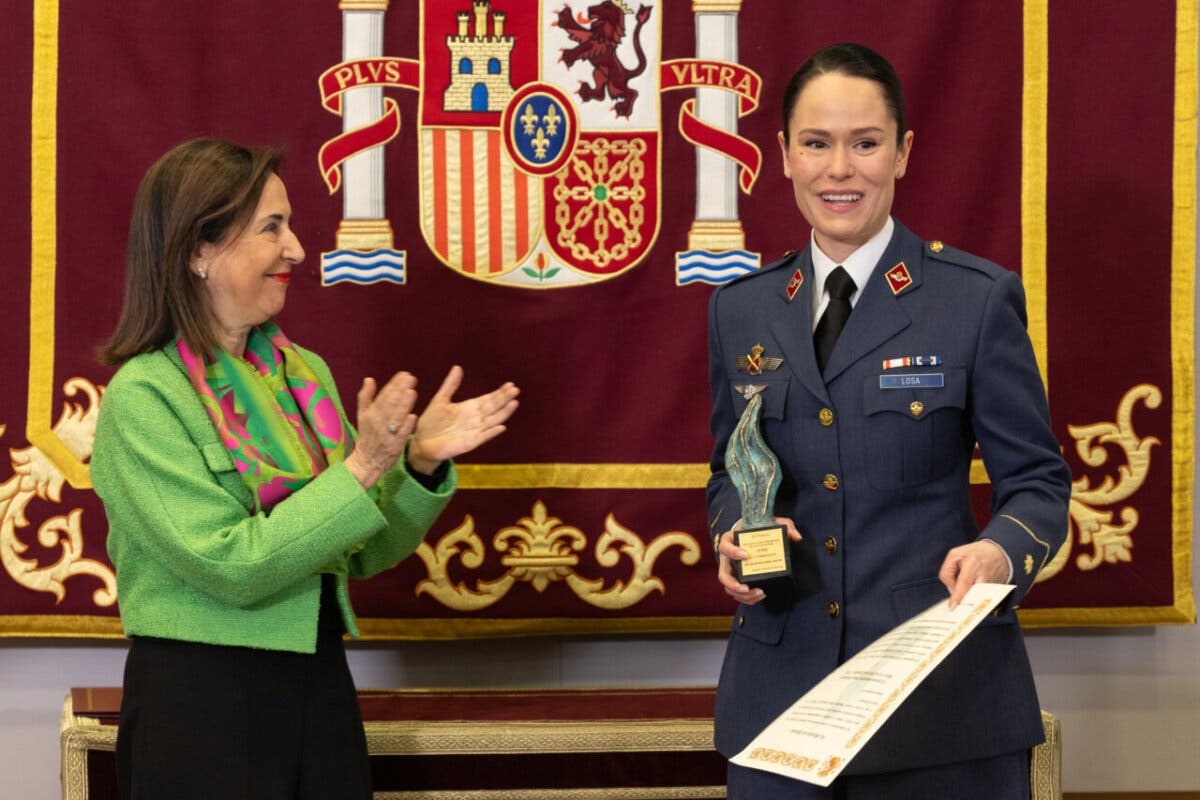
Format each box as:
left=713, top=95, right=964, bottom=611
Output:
left=92, top=138, right=519, bottom=800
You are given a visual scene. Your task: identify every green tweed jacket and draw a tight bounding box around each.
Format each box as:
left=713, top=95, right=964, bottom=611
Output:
left=91, top=342, right=455, bottom=653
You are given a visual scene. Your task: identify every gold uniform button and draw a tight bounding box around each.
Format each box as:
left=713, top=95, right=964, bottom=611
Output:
left=824, top=536, right=838, bottom=554
left=818, top=408, right=834, bottom=426
left=737, top=615, right=745, bottom=627
left=823, top=473, right=840, bottom=491
left=827, top=601, right=840, bottom=618
left=910, top=400, right=924, bottom=417
left=929, top=240, right=944, bottom=253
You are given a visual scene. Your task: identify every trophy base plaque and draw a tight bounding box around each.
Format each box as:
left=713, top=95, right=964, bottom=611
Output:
left=733, top=524, right=792, bottom=585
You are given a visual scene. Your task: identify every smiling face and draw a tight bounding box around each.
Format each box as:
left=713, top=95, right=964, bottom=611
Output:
left=195, top=173, right=304, bottom=353
left=778, top=72, right=913, bottom=264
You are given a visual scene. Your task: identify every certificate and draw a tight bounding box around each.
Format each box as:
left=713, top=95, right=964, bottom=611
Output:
left=729, top=582, right=1015, bottom=786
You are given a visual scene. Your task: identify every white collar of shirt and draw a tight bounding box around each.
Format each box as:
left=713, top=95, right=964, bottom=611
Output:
left=811, top=216, right=895, bottom=329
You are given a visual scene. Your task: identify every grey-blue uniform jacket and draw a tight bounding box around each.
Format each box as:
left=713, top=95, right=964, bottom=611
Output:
left=706, top=219, right=1071, bottom=775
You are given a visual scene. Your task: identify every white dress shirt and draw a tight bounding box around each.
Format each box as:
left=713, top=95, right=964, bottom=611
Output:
left=810, top=216, right=895, bottom=331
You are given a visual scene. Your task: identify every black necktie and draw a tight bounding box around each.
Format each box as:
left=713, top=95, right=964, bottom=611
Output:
left=814, top=266, right=856, bottom=373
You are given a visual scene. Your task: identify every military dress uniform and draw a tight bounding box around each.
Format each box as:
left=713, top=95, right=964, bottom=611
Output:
left=706, top=219, right=1072, bottom=798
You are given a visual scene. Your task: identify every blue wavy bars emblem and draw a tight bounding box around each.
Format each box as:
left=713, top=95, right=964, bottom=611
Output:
left=675, top=250, right=760, bottom=286
left=320, top=249, right=406, bottom=286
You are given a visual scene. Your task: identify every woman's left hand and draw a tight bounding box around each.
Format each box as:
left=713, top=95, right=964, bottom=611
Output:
left=406, top=365, right=520, bottom=475
left=938, top=540, right=1011, bottom=609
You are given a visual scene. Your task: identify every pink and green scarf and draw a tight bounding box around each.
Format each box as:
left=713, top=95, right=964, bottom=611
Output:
left=177, top=321, right=354, bottom=514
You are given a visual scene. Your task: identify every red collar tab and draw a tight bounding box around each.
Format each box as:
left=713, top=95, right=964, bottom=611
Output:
left=885, top=262, right=913, bottom=295
left=785, top=268, right=804, bottom=301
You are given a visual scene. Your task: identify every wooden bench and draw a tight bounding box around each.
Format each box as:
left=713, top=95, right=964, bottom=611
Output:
left=61, top=687, right=1061, bottom=799
left=61, top=687, right=726, bottom=799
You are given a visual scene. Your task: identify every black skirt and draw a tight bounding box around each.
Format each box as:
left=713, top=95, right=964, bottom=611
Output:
left=115, top=575, right=371, bottom=800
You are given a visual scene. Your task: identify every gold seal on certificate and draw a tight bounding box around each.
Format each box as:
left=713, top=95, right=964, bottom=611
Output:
left=726, top=390, right=791, bottom=586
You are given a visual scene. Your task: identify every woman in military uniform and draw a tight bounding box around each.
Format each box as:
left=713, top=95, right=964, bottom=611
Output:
left=706, top=43, right=1071, bottom=799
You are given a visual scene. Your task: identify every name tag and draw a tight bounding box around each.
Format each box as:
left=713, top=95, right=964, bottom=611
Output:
left=879, top=373, right=944, bottom=389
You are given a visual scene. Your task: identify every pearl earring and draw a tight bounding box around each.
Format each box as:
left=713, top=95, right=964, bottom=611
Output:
left=198, top=267, right=208, bottom=280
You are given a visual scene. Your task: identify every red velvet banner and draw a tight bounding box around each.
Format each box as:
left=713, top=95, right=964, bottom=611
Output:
left=2, top=0, right=1193, bottom=639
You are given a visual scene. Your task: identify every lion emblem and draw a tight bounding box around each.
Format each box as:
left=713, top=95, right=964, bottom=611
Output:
left=556, top=2, right=653, bottom=118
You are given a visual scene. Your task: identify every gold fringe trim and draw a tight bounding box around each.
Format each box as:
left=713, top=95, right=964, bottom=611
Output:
left=355, top=615, right=731, bottom=640
left=1169, top=0, right=1197, bottom=623
left=1030, top=710, right=1062, bottom=800
left=1022, top=0, right=1049, bottom=387
left=61, top=694, right=117, bottom=800
left=1019, top=603, right=1194, bottom=628
left=456, top=463, right=709, bottom=490
left=0, top=615, right=124, bottom=638
left=28, top=0, right=90, bottom=489
left=364, top=718, right=715, bottom=755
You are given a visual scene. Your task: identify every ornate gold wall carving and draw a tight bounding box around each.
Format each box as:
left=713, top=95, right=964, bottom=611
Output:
left=1, top=378, right=115, bottom=605
left=1038, top=384, right=1161, bottom=582
left=415, top=501, right=700, bottom=611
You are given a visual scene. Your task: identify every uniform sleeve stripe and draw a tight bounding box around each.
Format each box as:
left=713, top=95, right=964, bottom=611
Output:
left=1000, top=513, right=1053, bottom=574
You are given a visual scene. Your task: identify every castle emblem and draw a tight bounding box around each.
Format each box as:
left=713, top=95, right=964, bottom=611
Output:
left=444, top=2, right=516, bottom=113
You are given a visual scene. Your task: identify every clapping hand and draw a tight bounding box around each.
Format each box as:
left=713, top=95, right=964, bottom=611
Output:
left=344, top=372, right=419, bottom=489
left=406, top=365, right=520, bottom=475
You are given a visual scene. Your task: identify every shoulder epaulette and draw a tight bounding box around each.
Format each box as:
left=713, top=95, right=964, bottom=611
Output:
left=923, top=239, right=1006, bottom=279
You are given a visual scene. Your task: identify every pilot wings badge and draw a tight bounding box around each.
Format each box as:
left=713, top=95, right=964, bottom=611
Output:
left=735, top=344, right=782, bottom=375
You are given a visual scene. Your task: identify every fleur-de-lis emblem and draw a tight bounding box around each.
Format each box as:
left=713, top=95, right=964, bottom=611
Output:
left=542, top=104, right=561, bottom=136
left=495, top=503, right=586, bottom=592
left=520, top=102, right=539, bottom=135
left=531, top=127, right=551, bottom=159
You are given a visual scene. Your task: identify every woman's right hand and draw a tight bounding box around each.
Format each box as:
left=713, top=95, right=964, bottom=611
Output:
left=344, top=372, right=419, bottom=489
left=716, top=517, right=801, bottom=606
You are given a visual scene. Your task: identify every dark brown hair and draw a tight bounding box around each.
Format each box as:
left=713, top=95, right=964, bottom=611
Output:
left=781, top=43, right=906, bottom=146
left=98, top=138, right=283, bottom=365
